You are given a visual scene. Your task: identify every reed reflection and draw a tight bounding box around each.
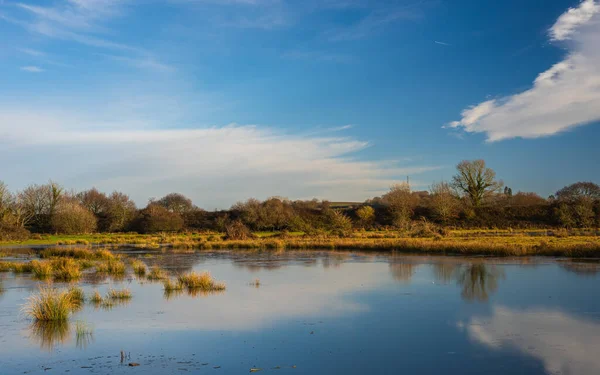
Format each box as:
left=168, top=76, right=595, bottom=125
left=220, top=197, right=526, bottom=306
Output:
left=29, top=320, right=71, bottom=351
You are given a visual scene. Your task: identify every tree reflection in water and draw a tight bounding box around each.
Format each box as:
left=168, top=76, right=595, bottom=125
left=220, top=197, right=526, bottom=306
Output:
left=389, top=263, right=419, bottom=284
left=559, top=261, right=600, bottom=276
left=457, top=263, right=505, bottom=302
left=431, top=261, right=505, bottom=302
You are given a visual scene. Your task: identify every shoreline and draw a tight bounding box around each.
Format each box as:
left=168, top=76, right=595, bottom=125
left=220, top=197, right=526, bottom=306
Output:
left=2, top=231, right=600, bottom=258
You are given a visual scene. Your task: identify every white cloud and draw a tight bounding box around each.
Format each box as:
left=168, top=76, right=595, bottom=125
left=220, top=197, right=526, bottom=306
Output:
left=0, top=108, right=437, bottom=208
left=447, top=0, right=600, bottom=142
left=19, top=65, right=44, bottom=72
left=462, top=306, right=600, bottom=375
left=550, top=0, right=600, bottom=41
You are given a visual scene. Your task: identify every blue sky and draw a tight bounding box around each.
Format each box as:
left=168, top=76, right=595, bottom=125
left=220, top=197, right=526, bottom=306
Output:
left=1, top=0, right=599, bottom=208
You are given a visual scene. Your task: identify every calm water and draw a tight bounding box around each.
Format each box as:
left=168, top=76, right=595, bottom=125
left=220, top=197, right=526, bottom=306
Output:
left=1, top=249, right=600, bottom=375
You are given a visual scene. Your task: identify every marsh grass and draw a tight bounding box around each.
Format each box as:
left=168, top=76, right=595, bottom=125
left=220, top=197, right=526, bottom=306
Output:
left=107, top=288, right=132, bottom=300
left=0, top=262, right=34, bottom=273
left=51, top=258, right=82, bottom=281
left=96, top=259, right=126, bottom=275
left=147, top=266, right=168, bottom=280
left=67, top=286, right=85, bottom=309
left=163, top=278, right=184, bottom=292
left=177, top=271, right=226, bottom=292
left=131, top=260, right=146, bottom=276
left=23, top=287, right=78, bottom=321
left=41, top=247, right=115, bottom=260
left=30, top=260, right=53, bottom=279
left=75, top=320, right=94, bottom=349
left=90, top=290, right=103, bottom=304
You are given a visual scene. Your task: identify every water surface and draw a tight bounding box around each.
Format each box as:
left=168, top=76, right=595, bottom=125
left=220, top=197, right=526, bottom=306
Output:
left=1, top=250, right=599, bottom=374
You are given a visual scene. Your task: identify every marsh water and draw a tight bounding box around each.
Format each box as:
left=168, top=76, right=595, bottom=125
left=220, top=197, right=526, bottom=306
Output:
left=1, top=249, right=599, bottom=375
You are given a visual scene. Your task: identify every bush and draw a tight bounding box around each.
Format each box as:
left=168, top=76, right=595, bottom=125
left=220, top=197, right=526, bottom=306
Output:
left=133, top=204, right=184, bottom=233
left=0, top=223, right=30, bottom=241
left=51, top=202, right=97, bottom=234
left=225, top=220, right=254, bottom=240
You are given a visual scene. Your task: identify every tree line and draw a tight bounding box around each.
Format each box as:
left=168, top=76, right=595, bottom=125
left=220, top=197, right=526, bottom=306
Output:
left=0, top=160, right=599, bottom=239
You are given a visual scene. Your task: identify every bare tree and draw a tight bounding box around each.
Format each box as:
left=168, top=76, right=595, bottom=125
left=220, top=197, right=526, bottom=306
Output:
left=382, top=183, right=420, bottom=228
left=106, top=191, right=137, bottom=232
left=556, top=182, right=600, bottom=201
left=17, top=181, right=64, bottom=230
left=77, top=188, right=109, bottom=216
left=452, top=160, right=502, bottom=207
left=51, top=201, right=97, bottom=234
left=0, top=181, right=13, bottom=222
left=429, top=181, right=460, bottom=222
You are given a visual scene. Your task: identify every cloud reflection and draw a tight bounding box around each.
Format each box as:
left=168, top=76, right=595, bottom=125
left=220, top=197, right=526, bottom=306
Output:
left=462, top=306, right=600, bottom=374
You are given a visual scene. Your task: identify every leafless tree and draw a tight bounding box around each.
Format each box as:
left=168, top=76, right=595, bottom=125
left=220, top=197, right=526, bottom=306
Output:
left=429, top=181, right=460, bottom=222
left=382, top=183, right=420, bottom=228
left=452, top=160, right=502, bottom=207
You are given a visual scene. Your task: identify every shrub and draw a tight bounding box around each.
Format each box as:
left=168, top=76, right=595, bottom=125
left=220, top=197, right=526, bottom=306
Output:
left=132, top=204, right=184, bottom=233
left=0, top=222, right=30, bottom=241
left=224, top=220, right=254, bottom=240
left=51, top=201, right=97, bottom=234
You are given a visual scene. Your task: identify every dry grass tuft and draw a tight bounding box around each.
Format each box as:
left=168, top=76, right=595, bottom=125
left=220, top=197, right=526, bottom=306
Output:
left=51, top=258, right=82, bottom=281
left=30, top=260, right=53, bottom=279
left=107, top=288, right=132, bottom=300
left=177, top=271, right=226, bottom=292
left=147, top=266, right=168, bottom=280
left=131, top=260, right=146, bottom=276
left=23, top=287, right=78, bottom=321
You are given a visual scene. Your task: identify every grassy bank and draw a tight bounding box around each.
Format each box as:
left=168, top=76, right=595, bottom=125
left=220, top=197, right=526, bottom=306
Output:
left=1, top=230, right=599, bottom=257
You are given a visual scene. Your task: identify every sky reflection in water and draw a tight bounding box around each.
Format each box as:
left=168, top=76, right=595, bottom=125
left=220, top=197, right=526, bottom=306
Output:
left=0, top=250, right=599, bottom=374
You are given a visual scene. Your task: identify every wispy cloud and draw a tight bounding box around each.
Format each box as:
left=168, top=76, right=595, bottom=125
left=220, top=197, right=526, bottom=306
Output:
left=447, top=0, right=600, bottom=141
left=99, top=54, right=175, bottom=73
left=4, top=0, right=163, bottom=69
left=18, top=47, right=45, bottom=56
left=20, top=65, right=44, bottom=72
left=325, top=1, right=433, bottom=41
left=0, top=107, right=437, bottom=208
left=434, top=40, right=451, bottom=46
